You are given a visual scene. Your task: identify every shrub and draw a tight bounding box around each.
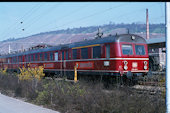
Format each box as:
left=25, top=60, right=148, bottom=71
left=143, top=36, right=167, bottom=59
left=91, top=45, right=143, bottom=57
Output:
left=0, top=67, right=7, bottom=75
left=0, top=72, right=166, bottom=113
left=17, top=66, right=45, bottom=81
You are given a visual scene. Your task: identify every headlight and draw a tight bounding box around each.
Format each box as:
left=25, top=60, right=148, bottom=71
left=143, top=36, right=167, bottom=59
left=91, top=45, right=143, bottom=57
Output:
left=124, top=61, right=128, bottom=70
left=144, top=65, right=147, bottom=70
left=144, top=61, right=147, bottom=70
left=124, top=65, right=128, bottom=70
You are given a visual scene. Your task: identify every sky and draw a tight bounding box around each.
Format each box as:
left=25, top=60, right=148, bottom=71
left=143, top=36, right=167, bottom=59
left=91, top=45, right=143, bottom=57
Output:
left=0, top=2, right=165, bottom=41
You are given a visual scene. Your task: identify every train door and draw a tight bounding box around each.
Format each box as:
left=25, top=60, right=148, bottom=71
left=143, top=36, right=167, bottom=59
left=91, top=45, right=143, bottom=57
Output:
left=54, top=52, right=58, bottom=61
left=62, top=51, right=65, bottom=69
left=0, top=61, right=3, bottom=69
left=8, top=58, right=11, bottom=69
left=61, top=50, right=69, bottom=77
left=58, top=51, right=64, bottom=76
left=23, top=55, right=27, bottom=68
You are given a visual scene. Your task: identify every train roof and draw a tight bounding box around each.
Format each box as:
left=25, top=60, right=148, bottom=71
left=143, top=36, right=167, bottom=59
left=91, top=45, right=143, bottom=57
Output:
left=0, top=34, right=146, bottom=58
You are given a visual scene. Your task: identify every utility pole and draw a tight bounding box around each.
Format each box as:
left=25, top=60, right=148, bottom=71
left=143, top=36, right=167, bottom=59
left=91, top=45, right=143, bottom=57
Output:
left=165, top=2, right=170, bottom=113
left=146, top=8, right=149, bottom=40
left=8, top=44, right=11, bottom=54
left=21, top=45, right=24, bottom=52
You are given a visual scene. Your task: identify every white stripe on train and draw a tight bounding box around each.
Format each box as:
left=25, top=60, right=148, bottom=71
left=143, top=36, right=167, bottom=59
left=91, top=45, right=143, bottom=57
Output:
left=3, top=57, right=149, bottom=64
left=44, top=69, right=149, bottom=73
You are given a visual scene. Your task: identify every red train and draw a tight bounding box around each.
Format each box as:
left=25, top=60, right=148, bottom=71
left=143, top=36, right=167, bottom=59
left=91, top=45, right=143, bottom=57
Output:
left=0, top=34, right=149, bottom=80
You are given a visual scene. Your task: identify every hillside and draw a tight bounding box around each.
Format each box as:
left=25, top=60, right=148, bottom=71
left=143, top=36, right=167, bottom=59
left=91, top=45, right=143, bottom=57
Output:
left=0, top=23, right=165, bottom=54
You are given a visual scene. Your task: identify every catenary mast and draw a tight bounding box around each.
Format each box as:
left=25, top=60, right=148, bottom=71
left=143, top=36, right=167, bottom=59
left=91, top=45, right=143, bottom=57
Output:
left=165, top=2, right=170, bottom=113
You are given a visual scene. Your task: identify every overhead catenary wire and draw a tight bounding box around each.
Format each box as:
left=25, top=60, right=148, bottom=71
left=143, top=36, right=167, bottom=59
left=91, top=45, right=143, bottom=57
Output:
left=35, top=3, right=92, bottom=31
left=24, top=3, right=126, bottom=34
left=48, top=3, right=129, bottom=30
left=43, top=3, right=161, bottom=32
left=9, top=3, right=44, bottom=34
left=0, top=3, right=165, bottom=46
left=1, top=3, right=63, bottom=41
left=1, top=3, right=43, bottom=40
left=23, top=3, right=63, bottom=31
left=111, top=3, right=163, bottom=24
left=0, top=2, right=165, bottom=57
left=0, top=3, right=129, bottom=54
left=6, top=4, right=90, bottom=45
left=0, top=3, right=40, bottom=36
left=19, top=3, right=43, bottom=22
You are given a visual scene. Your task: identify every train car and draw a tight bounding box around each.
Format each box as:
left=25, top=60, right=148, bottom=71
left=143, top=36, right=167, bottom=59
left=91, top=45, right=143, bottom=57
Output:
left=0, top=33, right=149, bottom=81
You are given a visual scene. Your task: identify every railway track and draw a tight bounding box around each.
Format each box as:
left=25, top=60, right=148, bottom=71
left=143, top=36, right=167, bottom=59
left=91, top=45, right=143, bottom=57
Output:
left=131, top=85, right=165, bottom=95
left=131, top=79, right=165, bottom=95
left=138, top=81, right=165, bottom=86
left=47, top=75, right=165, bottom=96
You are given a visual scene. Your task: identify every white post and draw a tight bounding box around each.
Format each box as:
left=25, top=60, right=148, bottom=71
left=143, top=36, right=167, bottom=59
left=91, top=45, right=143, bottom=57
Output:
left=166, top=2, right=170, bottom=113
left=9, top=44, right=11, bottom=54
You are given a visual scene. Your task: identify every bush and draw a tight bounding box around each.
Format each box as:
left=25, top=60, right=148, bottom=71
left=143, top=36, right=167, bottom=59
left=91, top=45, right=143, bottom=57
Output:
left=0, top=72, right=166, bottom=113
left=0, top=67, right=7, bottom=75
left=17, top=66, right=45, bottom=81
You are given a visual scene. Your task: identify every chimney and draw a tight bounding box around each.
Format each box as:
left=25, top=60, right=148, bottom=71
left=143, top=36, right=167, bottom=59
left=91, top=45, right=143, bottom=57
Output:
left=146, top=9, right=149, bottom=39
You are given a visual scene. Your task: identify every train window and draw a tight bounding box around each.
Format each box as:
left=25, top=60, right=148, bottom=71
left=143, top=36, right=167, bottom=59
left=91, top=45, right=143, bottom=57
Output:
left=21, top=56, right=22, bottom=62
left=17, top=56, right=19, bottom=62
left=27, top=55, right=29, bottom=62
left=25, top=56, right=27, bottom=62
left=106, top=45, right=110, bottom=58
left=26, top=55, right=29, bottom=62
left=54, top=52, right=58, bottom=61
left=12, top=57, right=14, bottom=63
left=72, top=49, right=77, bottom=59
left=28, top=55, right=30, bottom=62
left=122, top=44, right=133, bottom=55
left=8, top=58, right=10, bottom=63
left=135, top=45, right=145, bottom=55
left=15, top=57, right=17, bottom=63
left=14, top=57, right=16, bottom=63
left=44, top=53, right=48, bottom=61
left=25, top=56, right=26, bottom=62
left=66, top=51, right=68, bottom=60
left=16, top=56, right=18, bottom=62
left=5, top=58, right=8, bottom=63
left=35, top=54, right=38, bottom=61
left=81, top=48, right=88, bottom=59
left=93, top=46, right=101, bottom=58
left=50, top=52, right=53, bottom=61
left=19, top=56, right=21, bottom=62
left=18, top=56, right=21, bottom=62
left=18, top=56, right=19, bottom=62
left=21, top=56, right=24, bottom=62
left=39, top=53, right=43, bottom=61
left=31, top=55, right=34, bottom=61
left=18, top=56, right=20, bottom=62
left=62, top=51, right=64, bottom=60
left=29, top=55, right=31, bottom=62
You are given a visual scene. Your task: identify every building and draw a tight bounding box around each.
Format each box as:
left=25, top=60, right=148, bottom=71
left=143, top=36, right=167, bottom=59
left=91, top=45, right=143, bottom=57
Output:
left=147, top=37, right=166, bottom=71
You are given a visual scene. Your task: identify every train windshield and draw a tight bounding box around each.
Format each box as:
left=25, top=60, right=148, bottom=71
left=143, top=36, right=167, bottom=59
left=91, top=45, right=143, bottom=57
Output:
left=122, top=44, right=133, bottom=55
left=135, top=45, right=145, bottom=55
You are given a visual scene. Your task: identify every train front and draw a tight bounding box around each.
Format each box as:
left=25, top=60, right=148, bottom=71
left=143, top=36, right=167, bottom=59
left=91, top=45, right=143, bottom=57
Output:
left=116, top=34, right=149, bottom=78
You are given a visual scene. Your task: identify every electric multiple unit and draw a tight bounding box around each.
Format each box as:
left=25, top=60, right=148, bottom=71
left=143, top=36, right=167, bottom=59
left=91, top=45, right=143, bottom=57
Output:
left=0, top=34, right=149, bottom=78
